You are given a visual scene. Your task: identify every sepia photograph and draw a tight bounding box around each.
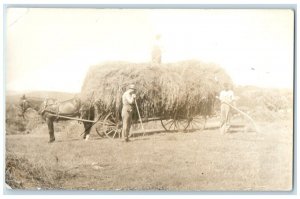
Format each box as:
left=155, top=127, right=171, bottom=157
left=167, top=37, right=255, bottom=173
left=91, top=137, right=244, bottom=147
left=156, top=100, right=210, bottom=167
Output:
left=4, top=7, right=294, bottom=192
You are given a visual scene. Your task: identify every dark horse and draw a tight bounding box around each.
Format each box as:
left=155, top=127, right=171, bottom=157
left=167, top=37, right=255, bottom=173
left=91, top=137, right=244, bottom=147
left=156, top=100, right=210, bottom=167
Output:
left=18, top=95, right=95, bottom=143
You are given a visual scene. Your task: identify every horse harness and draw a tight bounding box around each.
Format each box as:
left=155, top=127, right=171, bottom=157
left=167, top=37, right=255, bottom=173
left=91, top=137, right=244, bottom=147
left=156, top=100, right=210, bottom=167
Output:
left=40, top=99, right=59, bottom=120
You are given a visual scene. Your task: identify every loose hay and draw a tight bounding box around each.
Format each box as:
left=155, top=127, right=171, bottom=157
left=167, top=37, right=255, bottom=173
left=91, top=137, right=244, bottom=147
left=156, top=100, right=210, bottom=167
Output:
left=81, top=60, right=232, bottom=121
left=5, top=153, right=76, bottom=189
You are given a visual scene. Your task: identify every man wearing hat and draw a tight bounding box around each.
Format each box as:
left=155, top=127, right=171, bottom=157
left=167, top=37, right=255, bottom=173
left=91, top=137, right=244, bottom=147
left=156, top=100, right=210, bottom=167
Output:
left=121, top=84, right=137, bottom=142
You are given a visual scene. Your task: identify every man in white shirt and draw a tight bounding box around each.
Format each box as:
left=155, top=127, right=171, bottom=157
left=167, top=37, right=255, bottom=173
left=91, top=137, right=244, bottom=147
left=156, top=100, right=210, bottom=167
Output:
left=121, top=84, right=137, bottom=142
left=218, top=83, right=234, bottom=134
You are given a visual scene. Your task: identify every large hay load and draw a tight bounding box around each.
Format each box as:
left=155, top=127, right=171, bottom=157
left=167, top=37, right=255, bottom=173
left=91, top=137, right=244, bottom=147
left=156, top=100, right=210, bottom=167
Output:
left=81, top=60, right=232, bottom=123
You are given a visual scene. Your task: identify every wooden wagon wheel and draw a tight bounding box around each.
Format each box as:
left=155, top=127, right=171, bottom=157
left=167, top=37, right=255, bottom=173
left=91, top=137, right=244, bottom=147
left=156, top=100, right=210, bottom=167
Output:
left=160, top=117, right=190, bottom=132
left=95, top=113, right=122, bottom=139
left=185, top=115, right=207, bottom=131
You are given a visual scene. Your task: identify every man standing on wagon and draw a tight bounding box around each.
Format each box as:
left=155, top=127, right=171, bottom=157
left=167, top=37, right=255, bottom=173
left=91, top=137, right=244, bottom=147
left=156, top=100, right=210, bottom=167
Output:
left=152, top=34, right=162, bottom=65
left=121, top=84, right=137, bottom=142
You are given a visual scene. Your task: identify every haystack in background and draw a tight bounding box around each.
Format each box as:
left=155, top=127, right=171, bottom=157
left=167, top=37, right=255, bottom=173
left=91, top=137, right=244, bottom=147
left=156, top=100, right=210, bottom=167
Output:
left=81, top=60, right=232, bottom=121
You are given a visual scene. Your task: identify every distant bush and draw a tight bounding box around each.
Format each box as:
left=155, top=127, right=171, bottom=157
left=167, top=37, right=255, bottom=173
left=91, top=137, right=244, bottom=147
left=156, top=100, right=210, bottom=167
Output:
left=6, top=103, right=44, bottom=134
left=233, top=86, right=293, bottom=121
left=235, top=86, right=293, bottom=111
left=6, top=104, right=27, bottom=134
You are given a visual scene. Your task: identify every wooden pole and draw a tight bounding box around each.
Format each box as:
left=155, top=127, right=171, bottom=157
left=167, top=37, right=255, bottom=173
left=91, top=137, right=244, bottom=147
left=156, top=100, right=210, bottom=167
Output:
left=219, top=100, right=260, bottom=133
left=134, top=99, right=146, bottom=136
left=47, top=113, right=95, bottom=123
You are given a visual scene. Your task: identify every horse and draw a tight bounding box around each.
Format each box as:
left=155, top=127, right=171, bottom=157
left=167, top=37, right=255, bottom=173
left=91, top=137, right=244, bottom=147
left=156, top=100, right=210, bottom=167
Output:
left=18, top=95, right=95, bottom=143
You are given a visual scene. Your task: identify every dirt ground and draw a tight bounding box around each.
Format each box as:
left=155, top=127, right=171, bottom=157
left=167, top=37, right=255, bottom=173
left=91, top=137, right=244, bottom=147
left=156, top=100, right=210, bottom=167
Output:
left=5, top=116, right=293, bottom=191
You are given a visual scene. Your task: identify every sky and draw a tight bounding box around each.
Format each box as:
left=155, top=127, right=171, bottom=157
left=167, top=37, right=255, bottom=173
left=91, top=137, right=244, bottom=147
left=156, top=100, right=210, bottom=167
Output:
left=5, top=8, right=294, bottom=93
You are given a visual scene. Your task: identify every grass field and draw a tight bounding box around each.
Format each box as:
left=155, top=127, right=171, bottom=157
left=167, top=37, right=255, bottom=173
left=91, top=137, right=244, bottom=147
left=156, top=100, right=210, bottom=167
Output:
left=5, top=114, right=293, bottom=191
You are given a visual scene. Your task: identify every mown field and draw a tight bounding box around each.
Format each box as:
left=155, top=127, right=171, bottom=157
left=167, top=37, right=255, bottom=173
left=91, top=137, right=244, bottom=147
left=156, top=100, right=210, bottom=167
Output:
left=5, top=112, right=293, bottom=191
left=5, top=87, right=293, bottom=191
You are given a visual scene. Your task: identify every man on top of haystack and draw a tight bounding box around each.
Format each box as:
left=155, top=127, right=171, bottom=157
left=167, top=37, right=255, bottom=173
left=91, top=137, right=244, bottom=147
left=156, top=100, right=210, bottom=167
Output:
left=121, top=84, right=137, bottom=142
left=151, top=34, right=162, bottom=65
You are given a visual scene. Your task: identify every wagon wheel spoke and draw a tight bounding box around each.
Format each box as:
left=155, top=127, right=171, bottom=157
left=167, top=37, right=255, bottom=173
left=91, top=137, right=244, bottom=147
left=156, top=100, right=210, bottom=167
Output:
left=164, top=120, right=174, bottom=126
left=107, top=128, right=115, bottom=135
left=161, top=119, right=176, bottom=132
left=94, top=121, right=107, bottom=137
left=187, top=116, right=207, bottom=131
left=188, top=119, right=197, bottom=130
left=168, top=120, right=176, bottom=130
left=100, top=113, right=122, bottom=139
left=174, top=120, right=180, bottom=129
left=112, top=130, right=118, bottom=139
left=174, top=119, right=190, bottom=132
left=177, top=120, right=184, bottom=129
left=103, top=129, right=115, bottom=139
left=190, top=121, right=198, bottom=130
left=103, top=131, right=112, bottom=139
